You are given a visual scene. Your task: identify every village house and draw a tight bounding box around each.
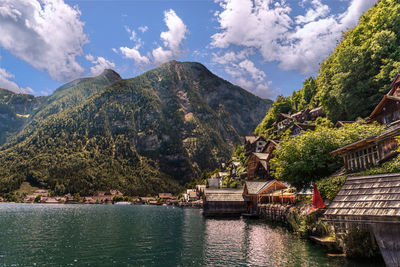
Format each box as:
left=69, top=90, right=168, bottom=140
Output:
left=207, top=178, right=222, bottom=188
left=331, top=123, right=400, bottom=172
left=272, top=107, right=324, bottom=136
left=244, top=136, right=267, bottom=156
left=242, top=180, right=288, bottom=212
left=369, top=74, right=400, bottom=125
left=196, top=184, right=206, bottom=197
left=325, top=173, right=400, bottom=267
left=229, top=161, right=240, bottom=173
left=245, top=140, right=278, bottom=180
left=202, top=188, right=247, bottom=216
left=246, top=153, right=270, bottom=180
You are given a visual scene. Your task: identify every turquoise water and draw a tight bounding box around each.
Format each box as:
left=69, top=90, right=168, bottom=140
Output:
left=0, top=203, right=384, bottom=266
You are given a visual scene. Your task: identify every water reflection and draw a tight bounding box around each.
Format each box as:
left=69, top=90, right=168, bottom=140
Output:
left=0, top=204, right=385, bottom=267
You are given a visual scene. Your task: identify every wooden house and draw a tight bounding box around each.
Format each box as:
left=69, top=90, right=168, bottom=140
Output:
left=369, top=74, right=400, bottom=125
left=291, top=123, right=316, bottom=136
left=207, top=178, right=222, bottom=188
left=331, top=122, right=400, bottom=172
left=309, top=106, right=324, bottom=121
left=246, top=153, right=270, bottom=180
left=324, top=173, right=400, bottom=267
left=291, top=108, right=310, bottom=123
left=243, top=180, right=287, bottom=210
left=202, top=188, right=247, bottom=216
left=244, top=136, right=267, bottom=155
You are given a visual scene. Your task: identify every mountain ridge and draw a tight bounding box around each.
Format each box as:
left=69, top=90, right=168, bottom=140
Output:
left=0, top=61, right=271, bottom=196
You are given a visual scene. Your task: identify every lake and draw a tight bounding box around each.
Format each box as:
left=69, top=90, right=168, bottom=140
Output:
left=0, top=203, right=384, bottom=266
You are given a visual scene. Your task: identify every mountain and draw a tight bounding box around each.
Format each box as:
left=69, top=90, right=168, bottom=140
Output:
left=2, top=69, right=121, bottom=148
left=0, top=61, right=271, bottom=196
left=0, top=89, right=43, bottom=144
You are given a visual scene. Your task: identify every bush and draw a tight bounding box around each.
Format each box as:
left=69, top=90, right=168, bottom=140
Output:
left=343, top=227, right=380, bottom=258
left=316, top=175, right=347, bottom=201
left=34, top=194, right=41, bottom=203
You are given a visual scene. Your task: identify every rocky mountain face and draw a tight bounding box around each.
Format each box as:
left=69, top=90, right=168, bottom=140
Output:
left=0, top=61, right=271, bottom=196
left=0, top=89, right=43, bottom=144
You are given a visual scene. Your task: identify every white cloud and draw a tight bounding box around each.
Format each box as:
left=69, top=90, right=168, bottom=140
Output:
left=0, top=68, right=34, bottom=94
left=212, top=0, right=376, bottom=74
left=119, top=9, right=188, bottom=68
left=0, top=0, right=88, bottom=81
left=152, top=9, right=188, bottom=65
left=138, top=26, right=148, bottom=33
left=85, top=54, right=116, bottom=76
left=120, top=47, right=150, bottom=65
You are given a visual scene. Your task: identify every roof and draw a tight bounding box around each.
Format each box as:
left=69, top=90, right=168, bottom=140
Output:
left=245, top=181, right=273, bottom=194
left=252, top=152, right=269, bottom=160
left=310, top=106, right=323, bottom=113
left=189, top=191, right=197, bottom=198
left=389, top=74, right=400, bottom=94
left=231, top=161, right=241, bottom=167
left=245, top=136, right=260, bottom=144
left=325, top=173, right=400, bottom=219
left=218, top=172, right=228, bottom=177
left=331, top=122, right=400, bottom=155
left=369, top=95, right=400, bottom=120
left=204, top=189, right=245, bottom=202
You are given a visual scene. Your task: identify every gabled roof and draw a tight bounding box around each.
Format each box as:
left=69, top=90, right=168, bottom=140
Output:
left=245, top=136, right=261, bottom=144
left=310, top=106, right=323, bottom=113
left=369, top=95, right=400, bottom=120
left=245, top=181, right=273, bottom=194
left=389, top=74, right=400, bottom=95
left=204, top=188, right=245, bottom=202
left=331, top=122, right=400, bottom=155
left=252, top=152, right=269, bottom=160
left=244, top=180, right=287, bottom=195
left=325, top=173, right=400, bottom=219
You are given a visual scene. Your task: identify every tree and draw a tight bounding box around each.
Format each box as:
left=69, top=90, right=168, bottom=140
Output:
left=271, top=121, right=385, bottom=188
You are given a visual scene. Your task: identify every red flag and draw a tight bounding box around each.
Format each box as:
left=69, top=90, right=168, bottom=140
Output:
left=312, top=183, right=325, bottom=209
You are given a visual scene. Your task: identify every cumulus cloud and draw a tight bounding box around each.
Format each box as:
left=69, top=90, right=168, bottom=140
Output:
left=120, top=47, right=150, bottom=65
left=0, top=68, right=34, bottom=94
left=0, top=0, right=88, bottom=81
left=212, top=0, right=376, bottom=75
left=119, top=9, right=188, bottom=68
left=85, top=54, right=116, bottom=76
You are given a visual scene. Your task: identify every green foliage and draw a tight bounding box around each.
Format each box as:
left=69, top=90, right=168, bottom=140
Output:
left=271, top=121, right=385, bottom=188
left=0, top=88, right=42, bottom=144
left=0, top=61, right=269, bottom=196
left=316, top=175, right=347, bottom=201
left=113, top=195, right=124, bottom=202
left=343, top=227, right=380, bottom=258
left=34, top=194, right=41, bottom=203
left=316, top=0, right=400, bottom=121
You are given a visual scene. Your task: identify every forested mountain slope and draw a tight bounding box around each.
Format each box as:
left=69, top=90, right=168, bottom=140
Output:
left=0, top=61, right=271, bottom=195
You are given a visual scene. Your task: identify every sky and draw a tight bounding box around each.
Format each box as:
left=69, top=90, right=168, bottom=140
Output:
left=0, top=0, right=377, bottom=99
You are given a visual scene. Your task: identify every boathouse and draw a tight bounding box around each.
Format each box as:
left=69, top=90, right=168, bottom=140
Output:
left=243, top=180, right=288, bottom=209
left=202, top=188, right=247, bottom=216
left=324, top=173, right=400, bottom=267
left=330, top=122, right=400, bottom=172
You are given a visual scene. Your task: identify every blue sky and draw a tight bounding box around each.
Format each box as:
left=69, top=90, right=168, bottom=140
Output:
left=0, top=0, right=377, bottom=99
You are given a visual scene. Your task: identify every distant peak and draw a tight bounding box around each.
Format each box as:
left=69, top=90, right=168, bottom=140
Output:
left=100, top=69, right=122, bottom=80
